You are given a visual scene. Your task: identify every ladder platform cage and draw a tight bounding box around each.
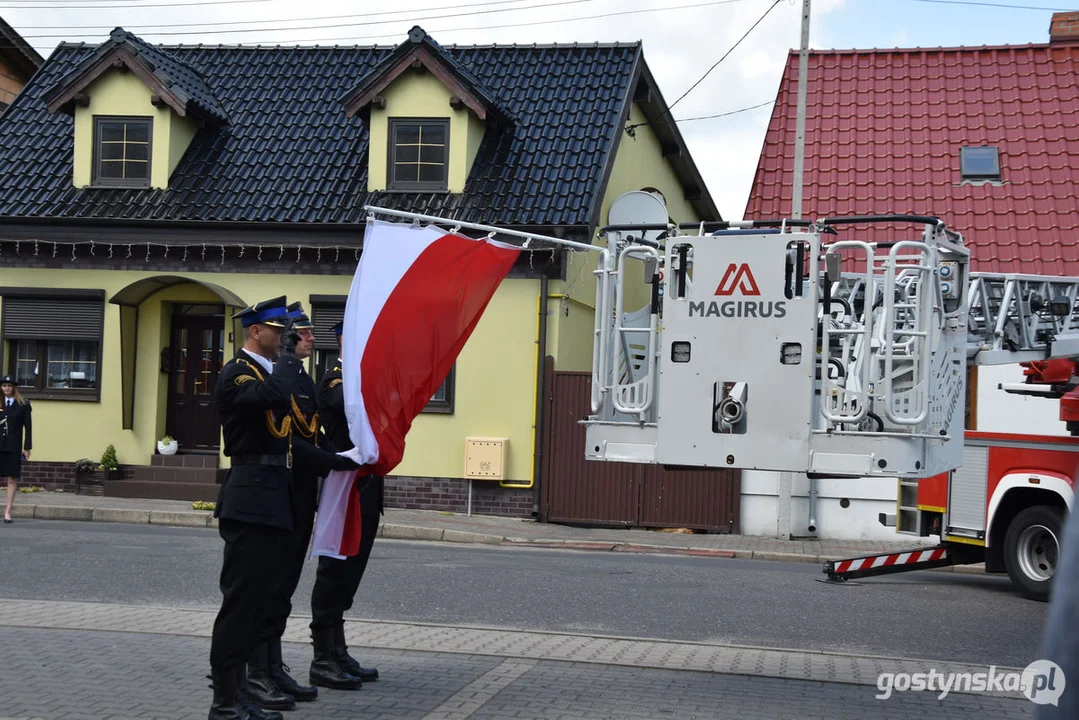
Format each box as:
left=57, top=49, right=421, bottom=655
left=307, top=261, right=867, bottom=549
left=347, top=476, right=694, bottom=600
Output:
left=583, top=215, right=972, bottom=480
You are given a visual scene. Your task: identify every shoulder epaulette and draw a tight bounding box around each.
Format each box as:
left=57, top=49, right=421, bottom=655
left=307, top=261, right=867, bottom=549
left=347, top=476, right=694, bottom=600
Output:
left=235, top=357, right=266, bottom=382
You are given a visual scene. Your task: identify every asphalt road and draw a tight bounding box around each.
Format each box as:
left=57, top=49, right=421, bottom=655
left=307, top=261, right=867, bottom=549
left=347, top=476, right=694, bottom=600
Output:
left=0, top=519, right=1048, bottom=668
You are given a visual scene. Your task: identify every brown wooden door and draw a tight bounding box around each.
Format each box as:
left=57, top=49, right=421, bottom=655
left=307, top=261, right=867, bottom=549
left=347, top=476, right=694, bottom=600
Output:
left=541, top=366, right=638, bottom=526
left=166, top=312, right=225, bottom=452
left=541, top=362, right=740, bottom=532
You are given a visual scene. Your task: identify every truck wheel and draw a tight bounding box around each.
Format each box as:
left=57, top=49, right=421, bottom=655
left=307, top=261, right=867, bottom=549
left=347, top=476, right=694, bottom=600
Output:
left=1003, top=505, right=1063, bottom=602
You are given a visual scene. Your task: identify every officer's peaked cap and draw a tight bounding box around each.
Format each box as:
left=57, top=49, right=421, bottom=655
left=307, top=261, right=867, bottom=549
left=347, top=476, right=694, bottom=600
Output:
left=233, top=296, right=289, bottom=328
left=286, top=301, right=314, bottom=329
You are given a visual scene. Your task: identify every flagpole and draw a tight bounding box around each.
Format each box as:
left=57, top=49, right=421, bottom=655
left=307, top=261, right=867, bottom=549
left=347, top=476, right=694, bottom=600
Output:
left=791, top=0, right=810, bottom=220
left=363, top=205, right=613, bottom=254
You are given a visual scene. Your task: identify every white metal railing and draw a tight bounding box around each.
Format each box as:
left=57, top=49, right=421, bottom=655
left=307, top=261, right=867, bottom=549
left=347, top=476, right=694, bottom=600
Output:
left=819, top=241, right=876, bottom=424
left=591, top=248, right=615, bottom=413
left=611, top=244, right=661, bottom=420
left=880, top=241, right=935, bottom=425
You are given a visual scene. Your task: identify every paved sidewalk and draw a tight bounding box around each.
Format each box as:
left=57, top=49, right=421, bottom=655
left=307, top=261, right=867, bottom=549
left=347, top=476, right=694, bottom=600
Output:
left=2, top=488, right=976, bottom=571
left=0, top=622, right=1029, bottom=719
left=0, top=598, right=1029, bottom=692
left=0, top=598, right=1034, bottom=719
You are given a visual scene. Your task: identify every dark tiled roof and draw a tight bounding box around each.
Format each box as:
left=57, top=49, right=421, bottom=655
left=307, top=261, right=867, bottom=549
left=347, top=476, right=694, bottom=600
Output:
left=44, top=28, right=229, bottom=124
left=0, top=29, right=647, bottom=228
left=745, top=43, right=1079, bottom=274
left=342, top=26, right=512, bottom=126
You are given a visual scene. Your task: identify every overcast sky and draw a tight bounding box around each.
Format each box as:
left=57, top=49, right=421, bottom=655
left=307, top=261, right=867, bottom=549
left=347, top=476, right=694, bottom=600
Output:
left=0, top=0, right=1067, bottom=220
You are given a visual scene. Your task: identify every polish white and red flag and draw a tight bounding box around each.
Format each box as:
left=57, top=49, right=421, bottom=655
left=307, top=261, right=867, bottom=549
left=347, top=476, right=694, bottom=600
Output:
left=311, top=218, right=521, bottom=558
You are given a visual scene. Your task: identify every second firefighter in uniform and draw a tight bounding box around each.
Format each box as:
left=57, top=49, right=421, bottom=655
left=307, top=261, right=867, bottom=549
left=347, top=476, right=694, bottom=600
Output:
left=309, top=319, right=383, bottom=688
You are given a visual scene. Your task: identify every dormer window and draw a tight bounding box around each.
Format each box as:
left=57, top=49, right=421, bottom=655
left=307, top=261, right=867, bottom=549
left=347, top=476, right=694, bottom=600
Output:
left=388, top=118, right=449, bottom=191
left=960, top=146, right=1001, bottom=182
left=341, top=26, right=512, bottom=194
left=93, top=116, right=152, bottom=187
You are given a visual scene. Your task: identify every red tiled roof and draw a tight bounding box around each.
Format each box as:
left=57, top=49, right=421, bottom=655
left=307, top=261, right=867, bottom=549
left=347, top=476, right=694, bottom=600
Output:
left=744, top=42, right=1079, bottom=274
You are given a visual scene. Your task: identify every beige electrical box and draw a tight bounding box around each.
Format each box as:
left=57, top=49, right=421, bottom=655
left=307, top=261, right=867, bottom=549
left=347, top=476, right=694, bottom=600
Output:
left=464, top=436, right=509, bottom=480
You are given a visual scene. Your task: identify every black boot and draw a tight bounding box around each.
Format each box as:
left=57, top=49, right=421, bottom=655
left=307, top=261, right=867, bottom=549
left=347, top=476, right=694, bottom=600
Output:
left=208, top=668, right=251, bottom=720
left=334, top=623, right=379, bottom=682
left=236, top=664, right=285, bottom=720
left=309, top=626, right=363, bottom=690
left=267, top=636, right=318, bottom=702
left=247, top=643, right=296, bottom=711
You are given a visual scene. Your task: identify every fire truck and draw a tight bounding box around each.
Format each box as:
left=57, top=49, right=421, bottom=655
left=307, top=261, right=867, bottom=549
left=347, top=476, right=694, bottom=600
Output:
left=580, top=210, right=1079, bottom=602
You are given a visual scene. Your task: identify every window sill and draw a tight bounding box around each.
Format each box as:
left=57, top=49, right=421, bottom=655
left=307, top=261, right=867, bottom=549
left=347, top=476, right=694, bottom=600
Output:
left=85, top=183, right=152, bottom=190
left=18, top=390, right=100, bottom=403
left=421, top=403, right=454, bottom=415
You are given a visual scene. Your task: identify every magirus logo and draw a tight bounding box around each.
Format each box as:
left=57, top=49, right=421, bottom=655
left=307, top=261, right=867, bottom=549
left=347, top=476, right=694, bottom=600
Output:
left=689, top=263, right=787, bottom=318
left=714, top=263, right=760, bottom=296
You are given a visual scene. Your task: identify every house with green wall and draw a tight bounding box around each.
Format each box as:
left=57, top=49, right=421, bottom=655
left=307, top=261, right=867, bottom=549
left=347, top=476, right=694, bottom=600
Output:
left=0, top=24, right=719, bottom=517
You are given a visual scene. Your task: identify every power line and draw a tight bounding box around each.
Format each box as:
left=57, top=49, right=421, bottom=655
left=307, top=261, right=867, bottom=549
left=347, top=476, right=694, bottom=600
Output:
left=13, top=0, right=544, bottom=30
left=9, top=0, right=752, bottom=48
left=13, top=0, right=607, bottom=38
left=675, top=99, right=774, bottom=123
left=232, top=0, right=752, bottom=46
left=622, top=99, right=774, bottom=140
left=668, top=0, right=783, bottom=112
left=0, top=0, right=272, bottom=10
left=2, top=0, right=173, bottom=3
left=623, top=0, right=782, bottom=138
left=903, top=0, right=1073, bottom=9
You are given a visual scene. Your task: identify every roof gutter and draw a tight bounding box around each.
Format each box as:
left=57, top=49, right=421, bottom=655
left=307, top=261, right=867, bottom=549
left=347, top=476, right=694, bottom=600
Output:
left=0, top=214, right=593, bottom=236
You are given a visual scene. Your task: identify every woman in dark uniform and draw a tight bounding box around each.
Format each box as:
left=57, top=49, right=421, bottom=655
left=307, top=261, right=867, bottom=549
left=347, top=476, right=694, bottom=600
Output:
left=1, top=375, right=32, bottom=523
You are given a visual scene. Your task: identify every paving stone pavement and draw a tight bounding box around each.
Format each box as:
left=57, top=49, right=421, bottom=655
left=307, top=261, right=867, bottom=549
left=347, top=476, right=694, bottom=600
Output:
left=0, top=625, right=1031, bottom=720
left=0, top=598, right=1038, bottom=719
left=0, top=598, right=1029, bottom=696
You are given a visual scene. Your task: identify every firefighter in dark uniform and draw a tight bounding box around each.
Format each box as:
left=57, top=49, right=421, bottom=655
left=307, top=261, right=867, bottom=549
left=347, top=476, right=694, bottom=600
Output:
left=308, top=319, right=383, bottom=690
left=246, top=303, right=321, bottom=707
left=208, top=297, right=358, bottom=720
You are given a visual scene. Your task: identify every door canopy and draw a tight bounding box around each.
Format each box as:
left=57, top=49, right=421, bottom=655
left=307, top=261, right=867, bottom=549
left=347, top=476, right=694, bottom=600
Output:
left=108, top=274, right=246, bottom=308
left=108, top=275, right=246, bottom=430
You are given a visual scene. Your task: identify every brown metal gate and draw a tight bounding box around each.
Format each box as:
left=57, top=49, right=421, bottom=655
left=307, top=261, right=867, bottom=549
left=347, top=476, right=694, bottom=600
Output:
left=540, top=362, right=740, bottom=532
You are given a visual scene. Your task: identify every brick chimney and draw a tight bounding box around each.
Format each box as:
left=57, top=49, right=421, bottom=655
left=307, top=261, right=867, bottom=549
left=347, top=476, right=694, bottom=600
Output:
left=1050, top=11, right=1079, bottom=43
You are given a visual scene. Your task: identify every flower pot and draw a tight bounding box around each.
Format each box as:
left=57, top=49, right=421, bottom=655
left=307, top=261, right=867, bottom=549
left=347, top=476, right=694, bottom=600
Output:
left=76, top=470, right=106, bottom=496
left=157, top=440, right=178, bottom=455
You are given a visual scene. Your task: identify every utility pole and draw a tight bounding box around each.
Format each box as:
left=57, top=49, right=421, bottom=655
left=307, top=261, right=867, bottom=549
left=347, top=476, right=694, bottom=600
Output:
left=791, top=0, right=811, bottom=219
left=781, top=0, right=813, bottom=540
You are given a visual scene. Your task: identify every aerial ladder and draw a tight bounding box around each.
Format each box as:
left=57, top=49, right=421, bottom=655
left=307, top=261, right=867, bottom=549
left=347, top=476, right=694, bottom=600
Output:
left=583, top=214, right=1079, bottom=601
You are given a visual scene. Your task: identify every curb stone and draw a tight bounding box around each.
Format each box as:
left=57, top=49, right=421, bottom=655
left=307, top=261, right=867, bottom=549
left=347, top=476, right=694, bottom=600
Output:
left=92, top=508, right=151, bottom=524
left=751, top=551, right=819, bottom=564
left=148, top=510, right=211, bottom=528
left=502, top=539, right=618, bottom=551
left=610, top=544, right=736, bottom=558
left=441, top=529, right=503, bottom=545
left=33, top=505, right=93, bottom=522
left=381, top=524, right=443, bottom=541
